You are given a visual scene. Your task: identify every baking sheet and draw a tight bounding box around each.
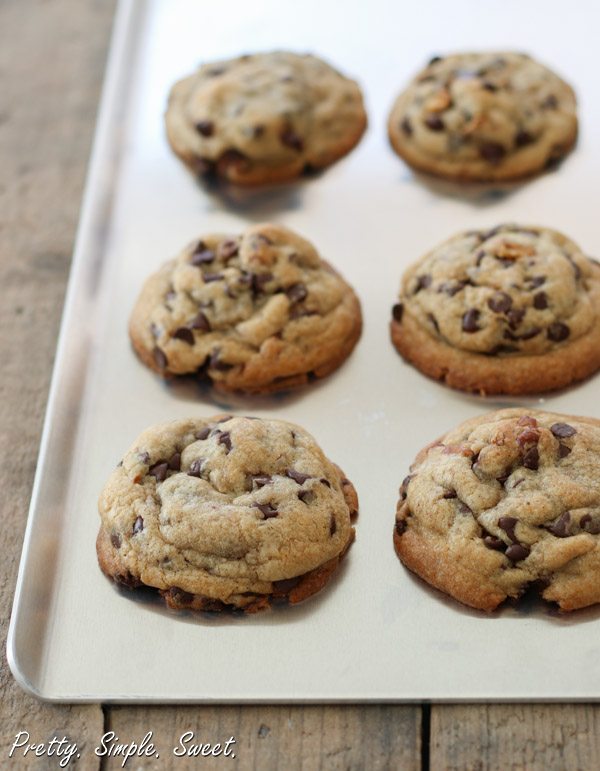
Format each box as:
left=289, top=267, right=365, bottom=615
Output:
left=7, top=0, right=600, bottom=702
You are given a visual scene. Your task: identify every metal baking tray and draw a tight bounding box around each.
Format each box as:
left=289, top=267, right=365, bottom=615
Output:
left=8, top=0, right=600, bottom=702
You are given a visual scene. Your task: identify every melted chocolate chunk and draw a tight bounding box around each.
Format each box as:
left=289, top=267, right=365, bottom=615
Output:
left=424, top=115, right=444, bottom=131
left=219, top=240, right=239, bottom=260
left=320, top=478, right=332, bottom=488
left=189, top=311, right=211, bottom=332
left=254, top=503, right=279, bottom=519
left=507, top=308, right=525, bottom=329
left=483, top=534, right=505, bottom=550
left=168, top=452, right=181, bottom=471
left=392, top=303, right=404, bottom=322
left=414, top=274, right=432, bottom=293
left=547, top=322, right=570, bottom=342
left=528, top=276, right=546, bottom=289
left=196, top=120, right=214, bottom=137
left=195, top=427, right=211, bottom=440
left=286, top=469, right=311, bottom=485
left=542, top=94, right=558, bottom=110
left=547, top=512, right=571, bottom=538
left=505, top=543, right=530, bottom=562
left=190, top=243, right=215, bottom=265
left=251, top=474, right=272, bottom=489
left=558, top=443, right=572, bottom=459
left=581, top=515, right=600, bottom=535
left=251, top=272, right=273, bottom=295
left=173, top=327, right=195, bottom=345
left=203, top=272, right=224, bottom=283
left=498, top=516, right=519, bottom=543
left=149, top=461, right=169, bottom=482
left=298, top=489, right=315, bottom=504
left=169, top=587, right=193, bottom=605
left=551, top=422, right=577, bottom=439
left=462, top=308, right=481, bottom=333
left=110, top=533, right=122, bottom=549
left=279, top=127, right=303, bottom=151
left=443, top=489, right=457, bottom=499
left=132, top=516, right=144, bottom=535
left=533, top=292, right=548, bottom=310
left=488, top=292, right=513, bottom=313
left=217, top=431, right=232, bottom=452
left=395, top=519, right=408, bottom=536
left=286, top=283, right=308, bottom=304
left=522, top=447, right=539, bottom=470
left=479, top=141, right=506, bottom=163
left=188, top=459, right=204, bottom=478
left=515, top=129, right=534, bottom=147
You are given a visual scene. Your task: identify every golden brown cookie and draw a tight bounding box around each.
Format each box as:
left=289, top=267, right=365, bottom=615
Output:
left=394, top=408, right=600, bottom=612
left=390, top=224, right=600, bottom=395
left=166, top=51, right=367, bottom=186
left=130, top=223, right=362, bottom=394
left=388, top=52, right=577, bottom=182
left=98, top=415, right=358, bottom=613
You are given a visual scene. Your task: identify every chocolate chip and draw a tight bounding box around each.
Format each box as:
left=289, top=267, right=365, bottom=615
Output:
left=498, top=516, right=518, bottom=543
left=504, top=326, right=541, bottom=341
left=286, top=469, right=311, bottom=485
left=542, top=94, right=558, bottom=110
left=428, top=55, right=443, bottom=65
left=173, top=327, right=194, bottom=345
left=273, top=576, right=301, bottom=593
left=547, top=322, right=570, bottom=342
left=533, top=292, right=548, bottom=310
left=138, top=451, right=150, bottom=464
left=515, top=130, right=534, bottom=147
left=443, top=489, right=457, bottom=499
left=219, top=240, right=239, bottom=260
left=279, top=127, right=303, bottom=151
left=190, top=243, right=215, bottom=265
left=479, top=142, right=506, bottom=163
left=298, top=489, right=315, bottom=504
left=507, top=308, right=526, bottom=329
left=188, top=459, right=204, bottom=477
left=392, top=303, right=404, bottom=322
left=251, top=272, right=273, bottom=295
left=395, top=519, right=408, bottom=536
left=440, top=280, right=470, bottom=296
left=320, top=478, right=331, bottom=488
left=414, top=274, right=432, bottom=293
left=483, top=534, right=505, bottom=550
left=547, top=512, right=571, bottom=538
left=558, top=443, right=572, bottom=459
left=528, top=276, right=546, bottom=289
left=251, top=474, right=272, bottom=489
left=203, top=272, right=224, bottom=283
left=196, top=120, right=214, bottom=137
left=209, top=350, right=233, bottom=371
left=399, top=474, right=413, bottom=499
left=522, top=447, right=539, bottom=470
left=189, top=311, right=211, bottom=332
left=169, top=587, right=193, bottom=605
left=424, top=114, right=444, bottom=131
left=428, top=313, right=440, bottom=334
left=551, top=423, right=577, bottom=439
left=286, top=283, right=308, bottom=304
left=149, top=461, right=169, bottom=482
left=254, top=503, right=278, bottom=519
left=168, top=452, right=181, bottom=471
left=329, top=515, right=337, bottom=536
left=195, top=427, right=211, bottom=440
left=132, top=516, right=144, bottom=535
left=505, top=543, right=530, bottom=562
left=488, top=292, right=513, bottom=313
left=110, top=533, right=121, bottom=549
left=462, top=308, right=481, bottom=333
left=482, top=81, right=499, bottom=92
left=153, top=346, right=168, bottom=370
left=252, top=124, right=265, bottom=138
left=401, top=117, right=413, bottom=136
left=218, top=431, right=232, bottom=453
left=581, top=515, right=600, bottom=535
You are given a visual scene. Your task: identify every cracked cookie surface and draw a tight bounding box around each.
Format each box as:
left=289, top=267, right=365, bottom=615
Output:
left=390, top=224, right=600, bottom=394
left=166, top=50, right=367, bottom=186
left=97, top=415, right=358, bottom=612
left=394, top=408, right=600, bottom=612
left=388, top=52, right=577, bottom=181
left=130, top=223, right=362, bottom=394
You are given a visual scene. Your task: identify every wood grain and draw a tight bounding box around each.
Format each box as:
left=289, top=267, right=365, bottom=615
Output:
left=430, top=704, right=600, bottom=771
left=106, top=705, right=421, bottom=770
left=0, top=0, right=113, bottom=768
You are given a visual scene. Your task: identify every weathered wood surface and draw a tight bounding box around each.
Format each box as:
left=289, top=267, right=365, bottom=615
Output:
left=1, top=1, right=599, bottom=769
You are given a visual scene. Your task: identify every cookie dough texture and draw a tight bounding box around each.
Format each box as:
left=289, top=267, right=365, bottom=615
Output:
left=388, top=52, right=577, bottom=181
left=166, top=51, right=367, bottom=185
left=394, top=408, right=600, bottom=612
left=130, top=223, right=362, bottom=394
left=390, top=224, right=600, bottom=395
left=97, top=415, right=358, bottom=612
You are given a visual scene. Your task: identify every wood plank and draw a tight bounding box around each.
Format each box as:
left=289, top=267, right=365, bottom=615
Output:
left=430, top=705, right=600, bottom=771
left=0, top=0, right=115, bottom=767
left=107, top=705, right=421, bottom=770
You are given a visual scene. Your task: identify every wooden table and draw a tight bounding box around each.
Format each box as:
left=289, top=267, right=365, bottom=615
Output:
left=1, top=2, right=598, bottom=768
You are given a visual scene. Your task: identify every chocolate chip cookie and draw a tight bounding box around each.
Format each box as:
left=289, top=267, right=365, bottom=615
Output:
left=130, top=223, right=362, bottom=394
left=390, top=224, right=600, bottom=395
left=394, top=408, right=600, bottom=611
left=165, top=51, right=367, bottom=186
left=97, top=415, right=358, bottom=613
left=388, top=52, right=577, bottom=182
